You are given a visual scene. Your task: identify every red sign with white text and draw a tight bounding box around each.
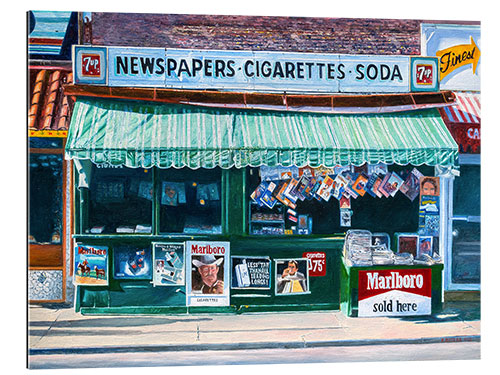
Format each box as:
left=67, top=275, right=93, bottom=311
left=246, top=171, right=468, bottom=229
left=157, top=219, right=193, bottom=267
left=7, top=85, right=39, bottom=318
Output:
left=302, top=252, right=326, bottom=277
left=358, top=268, right=432, bottom=317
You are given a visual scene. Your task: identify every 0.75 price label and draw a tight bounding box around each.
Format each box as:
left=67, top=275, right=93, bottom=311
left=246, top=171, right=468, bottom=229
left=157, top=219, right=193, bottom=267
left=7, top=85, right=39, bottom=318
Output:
left=302, top=252, right=326, bottom=277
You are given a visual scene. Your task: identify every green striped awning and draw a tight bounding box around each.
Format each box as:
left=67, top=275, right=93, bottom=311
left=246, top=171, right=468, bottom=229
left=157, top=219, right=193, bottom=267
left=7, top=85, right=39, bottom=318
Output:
left=65, top=98, right=459, bottom=169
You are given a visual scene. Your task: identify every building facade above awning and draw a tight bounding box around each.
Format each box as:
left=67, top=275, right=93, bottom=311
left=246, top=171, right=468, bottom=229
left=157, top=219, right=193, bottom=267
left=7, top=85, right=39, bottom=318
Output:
left=65, top=98, right=459, bottom=170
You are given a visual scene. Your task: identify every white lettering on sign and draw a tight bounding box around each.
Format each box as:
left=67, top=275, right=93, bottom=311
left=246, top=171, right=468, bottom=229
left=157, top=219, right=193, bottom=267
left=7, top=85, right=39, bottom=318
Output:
left=367, top=272, right=424, bottom=290
left=467, top=128, right=480, bottom=139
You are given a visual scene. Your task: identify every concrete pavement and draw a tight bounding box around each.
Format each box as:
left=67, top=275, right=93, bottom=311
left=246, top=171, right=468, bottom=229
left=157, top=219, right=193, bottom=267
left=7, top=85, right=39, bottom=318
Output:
left=28, top=301, right=480, bottom=356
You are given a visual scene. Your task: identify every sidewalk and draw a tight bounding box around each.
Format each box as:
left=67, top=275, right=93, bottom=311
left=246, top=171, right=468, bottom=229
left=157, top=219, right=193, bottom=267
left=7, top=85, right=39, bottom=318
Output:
left=28, top=301, right=480, bottom=355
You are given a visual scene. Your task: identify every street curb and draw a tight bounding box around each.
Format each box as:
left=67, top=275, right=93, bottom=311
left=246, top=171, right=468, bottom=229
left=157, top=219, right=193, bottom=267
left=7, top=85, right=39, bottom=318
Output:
left=29, top=335, right=481, bottom=355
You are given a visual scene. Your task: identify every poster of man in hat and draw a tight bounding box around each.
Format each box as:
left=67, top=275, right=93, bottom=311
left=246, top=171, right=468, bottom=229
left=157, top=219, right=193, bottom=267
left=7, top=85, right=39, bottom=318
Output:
left=186, top=241, right=230, bottom=306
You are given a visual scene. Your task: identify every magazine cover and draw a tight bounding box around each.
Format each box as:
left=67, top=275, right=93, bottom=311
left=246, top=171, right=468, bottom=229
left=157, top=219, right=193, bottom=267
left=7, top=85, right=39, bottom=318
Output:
left=352, top=173, right=369, bottom=196
left=161, top=181, right=179, bottom=206
left=114, top=246, right=152, bottom=280
left=317, top=175, right=335, bottom=201
left=284, top=178, right=300, bottom=203
left=343, top=172, right=360, bottom=199
left=340, top=208, right=352, bottom=227
left=397, top=234, right=419, bottom=256
left=332, top=173, right=348, bottom=199
left=420, top=176, right=440, bottom=197
left=339, top=195, right=351, bottom=209
left=380, top=172, right=404, bottom=197
left=371, top=175, right=384, bottom=198
left=417, top=236, right=434, bottom=258
left=372, top=233, right=391, bottom=250
left=153, top=242, right=185, bottom=286
left=261, top=181, right=278, bottom=208
left=260, top=166, right=281, bottom=181
left=378, top=173, right=391, bottom=197
left=250, top=181, right=269, bottom=206
left=400, top=168, right=424, bottom=201
left=74, top=244, right=109, bottom=286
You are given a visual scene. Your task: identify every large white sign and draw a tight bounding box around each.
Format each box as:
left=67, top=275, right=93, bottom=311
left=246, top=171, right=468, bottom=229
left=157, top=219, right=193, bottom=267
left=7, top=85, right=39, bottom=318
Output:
left=74, top=46, right=439, bottom=93
left=421, top=24, right=481, bottom=91
left=358, top=268, right=432, bottom=317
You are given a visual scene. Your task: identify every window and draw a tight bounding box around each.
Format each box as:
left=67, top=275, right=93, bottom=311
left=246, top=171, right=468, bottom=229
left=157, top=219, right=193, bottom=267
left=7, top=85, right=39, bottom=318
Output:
left=158, top=168, right=222, bottom=234
left=87, top=165, right=153, bottom=234
left=29, top=153, right=63, bottom=244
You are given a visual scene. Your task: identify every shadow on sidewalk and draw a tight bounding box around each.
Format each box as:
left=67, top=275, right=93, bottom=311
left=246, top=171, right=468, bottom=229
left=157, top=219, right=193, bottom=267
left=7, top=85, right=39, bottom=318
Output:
left=398, top=301, right=480, bottom=324
left=29, top=316, right=213, bottom=328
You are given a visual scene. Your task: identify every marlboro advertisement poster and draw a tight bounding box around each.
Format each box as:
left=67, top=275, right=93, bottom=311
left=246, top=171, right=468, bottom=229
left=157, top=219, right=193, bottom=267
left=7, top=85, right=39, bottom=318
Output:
left=358, top=268, right=432, bottom=317
left=152, top=242, right=185, bottom=286
left=231, top=256, right=271, bottom=289
left=186, top=241, right=230, bottom=307
left=74, top=244, right=109, bottom=286
left=113, top=246, right=152, bottom=280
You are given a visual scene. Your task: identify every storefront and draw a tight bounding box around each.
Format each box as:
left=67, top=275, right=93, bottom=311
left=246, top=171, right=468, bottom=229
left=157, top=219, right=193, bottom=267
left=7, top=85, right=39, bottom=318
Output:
left=64, top=45, right=458, bottom=315
left=421, top=23, right=481, bottom=295
left=28, top=11, right=78, bottom=303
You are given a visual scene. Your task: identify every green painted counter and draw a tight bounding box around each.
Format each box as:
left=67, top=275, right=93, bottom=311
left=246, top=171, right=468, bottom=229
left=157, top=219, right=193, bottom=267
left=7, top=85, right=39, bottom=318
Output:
left=74, top=235, right=344, bottom=315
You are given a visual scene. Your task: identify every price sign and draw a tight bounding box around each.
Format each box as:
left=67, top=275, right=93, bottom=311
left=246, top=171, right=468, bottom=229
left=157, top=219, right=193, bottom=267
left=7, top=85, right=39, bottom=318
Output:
left=302, top=251, right=326, bottom=277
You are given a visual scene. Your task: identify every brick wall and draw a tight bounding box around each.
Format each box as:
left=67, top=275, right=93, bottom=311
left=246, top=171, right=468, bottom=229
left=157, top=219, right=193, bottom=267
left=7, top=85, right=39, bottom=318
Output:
left=90, top=13, right=423, bottom=55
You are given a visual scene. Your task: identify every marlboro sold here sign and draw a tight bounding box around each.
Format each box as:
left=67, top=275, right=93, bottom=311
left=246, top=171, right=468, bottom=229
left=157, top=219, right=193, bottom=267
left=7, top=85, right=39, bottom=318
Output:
left=357, top=268, right=432, bottom=317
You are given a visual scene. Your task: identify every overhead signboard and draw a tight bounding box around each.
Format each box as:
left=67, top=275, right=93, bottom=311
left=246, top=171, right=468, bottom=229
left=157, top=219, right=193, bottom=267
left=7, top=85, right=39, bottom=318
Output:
left=73, top=46, right=439, bottom=93
left=421, top=24, right=480, bottom=91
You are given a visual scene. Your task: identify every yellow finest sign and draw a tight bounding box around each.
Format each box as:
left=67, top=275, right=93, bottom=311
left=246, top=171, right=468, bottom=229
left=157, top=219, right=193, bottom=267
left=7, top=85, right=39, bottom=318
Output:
left=436, top=37, right=481, bottom=80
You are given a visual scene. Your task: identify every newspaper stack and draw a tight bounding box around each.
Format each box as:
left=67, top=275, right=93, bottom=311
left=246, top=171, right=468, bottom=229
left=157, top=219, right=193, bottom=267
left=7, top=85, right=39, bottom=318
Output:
left=348, top=245, right=373, bottom=266
left=344, top=230, right=373, bottom=266
left=413, top=253, right=434, bottom=265
left=371, top=245, right=394, bottom=265
left=393, top=252, right=414, bottom=265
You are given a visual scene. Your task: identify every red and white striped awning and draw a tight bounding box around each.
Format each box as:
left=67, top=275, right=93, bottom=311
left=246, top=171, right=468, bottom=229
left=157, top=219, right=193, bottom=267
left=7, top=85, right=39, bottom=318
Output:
left=441, top=92, right=480, bottom=124
left=439, top=92, right=480, bottom=154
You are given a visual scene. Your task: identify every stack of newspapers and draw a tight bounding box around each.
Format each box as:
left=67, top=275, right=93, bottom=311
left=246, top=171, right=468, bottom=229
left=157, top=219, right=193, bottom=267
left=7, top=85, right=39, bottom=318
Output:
left=393, top=252, right=414, bottom=265
left=371, top=245, right=394, bottom=265
left=345, top=230, right=373, bottom=266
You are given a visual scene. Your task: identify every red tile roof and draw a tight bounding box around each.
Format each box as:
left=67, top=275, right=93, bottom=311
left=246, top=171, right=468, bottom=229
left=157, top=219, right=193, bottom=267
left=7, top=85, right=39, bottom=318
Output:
left=28, top=68, right=73, bottom=136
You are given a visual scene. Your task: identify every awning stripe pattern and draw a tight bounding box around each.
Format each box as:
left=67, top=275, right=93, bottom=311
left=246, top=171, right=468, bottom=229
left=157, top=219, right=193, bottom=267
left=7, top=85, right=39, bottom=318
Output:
left=66, top=98, right=459, bottom=169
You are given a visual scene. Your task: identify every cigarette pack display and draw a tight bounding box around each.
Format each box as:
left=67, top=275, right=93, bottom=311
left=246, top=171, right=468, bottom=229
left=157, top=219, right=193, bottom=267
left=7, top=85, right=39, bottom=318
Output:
left=235, top=261, right=251, bottom=287
left=288, top=214, right=298, bottom=223
left=339, top=195, right=351, bottom=209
